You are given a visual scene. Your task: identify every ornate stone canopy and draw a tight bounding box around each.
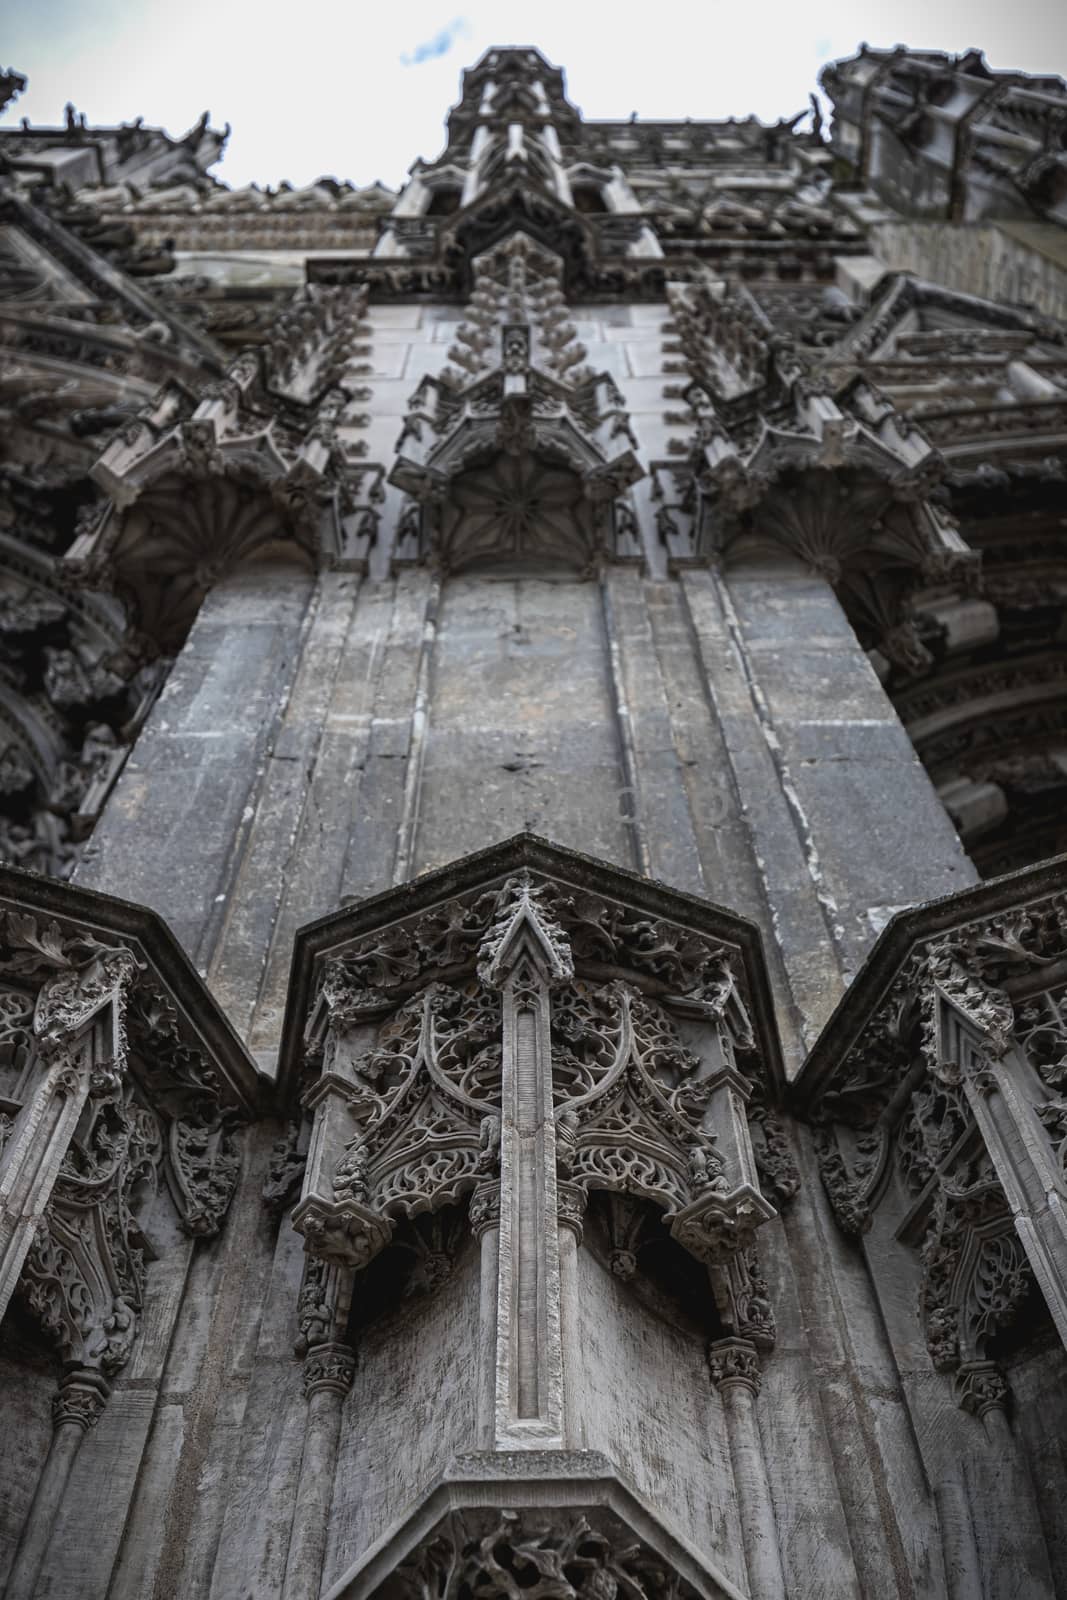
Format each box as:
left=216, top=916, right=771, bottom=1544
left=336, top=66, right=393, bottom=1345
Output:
left=0, top=862, right=261, bottom=1368
left=278, top=830, right=790, bottom=1302
left=795, top=854, right=1067, bottom=1404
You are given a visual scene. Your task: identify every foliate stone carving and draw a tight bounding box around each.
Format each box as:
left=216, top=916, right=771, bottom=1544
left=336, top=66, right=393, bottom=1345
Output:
left=389, top=237, right=643, bottom=573
left=478, top=873, right=574, bottom=989
left=288, top=838, right=785, bottom=1316
left=302, top=1340, right=356, bottom=1399
left=124, top=986, right=244, bottom=1238
left=955, top=1360, right=1010, bottom=1421
left=262, top=1119, right=307, bottom=1214
left=710, top=1247, right=776, bottom=1352
left=51, top=1369, right=110, bottom=1431
left=18, top=1073, right=162, bottom=1372
left=799, top=861, right=1067, bottom=1399
left=390, top=1509, right=704, bottom=1600
left=0, top=872, right=258, bottom=1374
left=293, top=1252, right=347, bottom=1355
left=707, top=1337, right=762, bottom=1395
left=0, top=529, right=154, bottom=881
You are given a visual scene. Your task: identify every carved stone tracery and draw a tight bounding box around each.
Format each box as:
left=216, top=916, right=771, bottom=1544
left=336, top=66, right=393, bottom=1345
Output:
left=65, top=288, right=380, bottom=652
left=389, top=1508, right=706, bottom=1600
left=0, top=877, right=257, bottom=1384
left=390, top=237, right=643, bottom=572
left=799, top=865, right=1067, bottom=1407
left=289, top=842, right=786, bottom=1324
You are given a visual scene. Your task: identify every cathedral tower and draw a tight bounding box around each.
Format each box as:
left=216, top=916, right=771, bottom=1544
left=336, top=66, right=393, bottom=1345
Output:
left=1, top=44, right=1067, bottom=1599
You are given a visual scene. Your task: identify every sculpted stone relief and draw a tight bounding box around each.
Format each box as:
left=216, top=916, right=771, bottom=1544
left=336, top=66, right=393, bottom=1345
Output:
left=0, top=898, right=249, bottom=1359
left=800, top=867, right=1067, bottom=1408
left=290, top=853, right=789, bottom=1349
left=389, top=234, right=642, bottom=572
left=67, top=284, right=378, bottom=651
left=0, top=872, right=258, bottom=1596
left=390, top=1509, right=708, bottom=1600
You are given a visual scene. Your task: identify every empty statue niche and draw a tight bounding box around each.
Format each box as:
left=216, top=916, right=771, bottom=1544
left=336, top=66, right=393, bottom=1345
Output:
left=426, top=186, right=463, bottom=218
left=582, top=1190, right=726, bottom=1341
left=570, top=184, right=608, bottom=214
left=346, top=1201, right=478, bottom=1339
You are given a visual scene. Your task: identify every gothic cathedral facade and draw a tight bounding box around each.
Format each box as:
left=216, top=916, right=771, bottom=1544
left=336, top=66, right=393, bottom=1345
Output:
left=1, top=43, right=1067, bottom=1600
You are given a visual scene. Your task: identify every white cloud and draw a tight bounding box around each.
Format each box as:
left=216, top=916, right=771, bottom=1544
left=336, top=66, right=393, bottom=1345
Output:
left=4, top=0, right=1066, bottom=190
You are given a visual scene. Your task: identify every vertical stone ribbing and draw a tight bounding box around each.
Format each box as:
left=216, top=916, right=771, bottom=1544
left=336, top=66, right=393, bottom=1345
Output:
left=707, top=1339, right=786, bottom=1600
left=5, top=1370, right=109, bottom=1600
left=282, top=1343, right=356, bottom=1600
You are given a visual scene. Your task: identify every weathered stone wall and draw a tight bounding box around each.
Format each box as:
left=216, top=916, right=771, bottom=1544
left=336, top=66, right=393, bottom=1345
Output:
left=56, top=533, right=981, bottom=1600
left=324, top=1244, right=483, bottom=1591
left=571, top=1250, right=745, bottom=1591
left=872, top=221, right=1067, bottom=324
left=0, top=1351, right=53, bottom=1591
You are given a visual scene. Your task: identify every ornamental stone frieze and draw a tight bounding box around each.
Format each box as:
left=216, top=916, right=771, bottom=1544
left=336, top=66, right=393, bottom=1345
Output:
left=275, top=833, right=792, bottom=1600
left=795, top=855, right=1067, bottom=1412
left=389, top=236, right=643, bottom=572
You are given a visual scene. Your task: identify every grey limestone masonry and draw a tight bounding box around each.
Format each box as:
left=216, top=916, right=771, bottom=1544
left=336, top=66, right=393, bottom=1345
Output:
left=2, top=41, right=1067, bottom=1600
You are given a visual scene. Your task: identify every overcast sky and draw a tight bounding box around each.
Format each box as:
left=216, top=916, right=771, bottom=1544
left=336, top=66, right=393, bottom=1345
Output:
left=4, top=0, right=1066, bottom=191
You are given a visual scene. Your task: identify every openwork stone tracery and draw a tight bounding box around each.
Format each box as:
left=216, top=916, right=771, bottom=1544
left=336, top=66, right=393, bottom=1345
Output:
left=294, top=855, right=779, bottom=1270
left=798, top=859, right=1067, bottom=1411
left=281, top=837, right=787, bottom=1454
left=0, top=872, right=257, bottom=1365
left=0, top=865, right=259, bottom=1598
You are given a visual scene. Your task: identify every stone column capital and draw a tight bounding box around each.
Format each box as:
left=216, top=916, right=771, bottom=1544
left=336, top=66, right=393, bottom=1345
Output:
left=51, top=1369, right=111, bottom=1433
left=302, top=1341, right=356, bottom=1400
left=955, top=1359, right=1010, bottom=1421
left=707, top=1336, right=762, bottom=1396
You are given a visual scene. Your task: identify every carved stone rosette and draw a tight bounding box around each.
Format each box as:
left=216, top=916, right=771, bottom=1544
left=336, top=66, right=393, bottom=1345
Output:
left=796, top=857, right=1067, bottom=1410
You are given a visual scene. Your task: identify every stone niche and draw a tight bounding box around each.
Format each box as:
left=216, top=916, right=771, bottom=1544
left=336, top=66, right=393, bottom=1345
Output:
left=277, top=833, right=790, bottom=1600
